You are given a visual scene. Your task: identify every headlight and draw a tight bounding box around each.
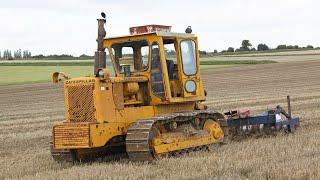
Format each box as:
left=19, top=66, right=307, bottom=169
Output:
left=97, top=69, right=110, bottom=81
left=98, top=69, right=105, bottom=80
left=185, top=80, right=196, bottom=93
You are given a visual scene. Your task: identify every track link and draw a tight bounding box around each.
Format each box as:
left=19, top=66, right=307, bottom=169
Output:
left=125, top=119, right=157, bottom=161
left=125, top=110, right=224, bottom=161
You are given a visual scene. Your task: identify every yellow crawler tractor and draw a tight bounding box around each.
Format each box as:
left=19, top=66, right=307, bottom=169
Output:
left=50, top=13, right=299, bottom=162
left=50, top=13, right=224, bottom=162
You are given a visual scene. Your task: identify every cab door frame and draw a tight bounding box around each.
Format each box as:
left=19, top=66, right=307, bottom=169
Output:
left=167, top=37, right=205, bottom=102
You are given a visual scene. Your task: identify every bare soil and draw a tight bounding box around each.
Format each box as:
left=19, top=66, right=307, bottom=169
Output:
left=1, top=60, right=319, bottom=179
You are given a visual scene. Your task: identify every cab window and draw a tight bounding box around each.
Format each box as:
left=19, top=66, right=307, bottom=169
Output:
left=163, top=39, right=177, bottom=80
left=164, top=40, right=177, bottom=63
left=150, top=42, right=165, bottom=99
left=180, top=40, right=197, bottom=75
left=111, top=40, right=149, bottom=73
left=141, top=46, right=149, bottom=69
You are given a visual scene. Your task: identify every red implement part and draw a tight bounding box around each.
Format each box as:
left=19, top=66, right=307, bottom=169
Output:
left=238, top=109, right=250, bottom=118
left=225, top=109, right=250, bottom=119
left=129, top=25, right=172, bottom=35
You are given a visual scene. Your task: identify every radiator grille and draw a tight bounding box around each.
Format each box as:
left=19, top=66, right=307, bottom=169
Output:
left=54, top=124, right=90, bottom=148
left=66, top=83, right=96, bottom=122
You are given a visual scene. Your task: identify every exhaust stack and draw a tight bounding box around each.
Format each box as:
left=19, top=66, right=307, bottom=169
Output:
left=94, top=12, right=107, bottom=74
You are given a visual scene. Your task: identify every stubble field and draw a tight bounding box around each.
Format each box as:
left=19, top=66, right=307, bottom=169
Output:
left=0, top=60, right=320, bottom=179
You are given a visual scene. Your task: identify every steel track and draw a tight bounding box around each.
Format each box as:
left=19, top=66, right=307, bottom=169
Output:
left=50, top=110, right=225, bottom=162
left=125, top=110, right=225, bottom=161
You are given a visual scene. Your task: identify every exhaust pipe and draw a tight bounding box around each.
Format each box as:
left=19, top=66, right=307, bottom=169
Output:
left=94, top=13, right=107, bottom=75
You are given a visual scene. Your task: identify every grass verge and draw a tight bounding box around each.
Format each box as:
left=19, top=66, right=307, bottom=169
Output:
left=0, top=62, right=93, bottom=66
left=0, top=60, right=276, bottom=85
left=0, top=66, right=92, bottom=85
left=0, top=60, right=276, bottom=66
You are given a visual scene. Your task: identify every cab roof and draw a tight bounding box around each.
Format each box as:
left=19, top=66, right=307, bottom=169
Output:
left=105, top=31, right=196, bottom=40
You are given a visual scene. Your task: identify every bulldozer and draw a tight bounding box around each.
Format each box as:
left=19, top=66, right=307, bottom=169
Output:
left=50, top=13, right=299, bottom=162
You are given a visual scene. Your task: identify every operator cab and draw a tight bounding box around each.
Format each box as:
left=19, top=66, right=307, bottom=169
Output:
left=101, top=25, right=206, bottom=104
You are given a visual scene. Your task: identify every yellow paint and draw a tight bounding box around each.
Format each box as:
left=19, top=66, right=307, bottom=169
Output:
left=153, top=135, right=218, bottom=154
left=90, top=122, right=126, bottom=147
left=154, top=103, right=195, bottom=115
left=52, top=31, right=218, bottom=154
left=152, top=120, right=223, bottom=154
left=203, top=120, right=224, bottom=139
left=52, top=72, right=69, bottom=83
left=53, top=123, right=90, bottom=149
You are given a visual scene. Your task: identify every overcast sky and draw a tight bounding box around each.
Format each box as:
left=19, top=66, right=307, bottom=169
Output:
left=1, top=0, right=320, bottom=56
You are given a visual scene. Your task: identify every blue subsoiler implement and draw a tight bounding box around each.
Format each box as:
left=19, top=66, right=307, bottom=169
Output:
left=224, top=96, right=300, bottom=136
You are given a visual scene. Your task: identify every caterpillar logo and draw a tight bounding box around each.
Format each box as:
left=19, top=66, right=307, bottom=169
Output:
left=66, top=79, right=95, bottom=84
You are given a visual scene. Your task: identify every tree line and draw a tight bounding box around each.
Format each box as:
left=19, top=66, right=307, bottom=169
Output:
left=32, top=54, right=93, bottom=60
left=217, top=40, right=315, bottom=54
left=0, top=50, right=93, bottom=60
left=0, top=49, right=32, bottom=60
left=2, top=41, right=318, bottom=60
left=198, top=40, right=317, bottom=56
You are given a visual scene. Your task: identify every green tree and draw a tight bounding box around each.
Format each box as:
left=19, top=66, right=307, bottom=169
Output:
left=3, top=50, right=6, bottom=59
left=8, top=50, right=11, bottom=59
left=14, top=50, right=18, bottom=59
left=199, top=50, right=207, bottom=56
left=5, top=50, right=9, bottom=59
left=276, top=45, right=287, bottom=50
left=227, top=47, right=234, bottom=52
left=257, top=44, right=269, bottom=51
left=6, top=50, right=9, bottom=59
left=6, top=50, right=13, bottom=60
left=241, top=40, right=252, bottom=51
left=18, top=49, right=22, bottom=59
left=213, top=49, right=218, bottom=54
left=287, top=45, right=294, bottom=49
left=307, top=45, right=314, bottom=49
left=23, top=50, right=32, bottom=59
left=79, top=54, right=92, bottom=59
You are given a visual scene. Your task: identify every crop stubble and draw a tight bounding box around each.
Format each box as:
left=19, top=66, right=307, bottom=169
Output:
left=0, top=61, right=319, bottom=179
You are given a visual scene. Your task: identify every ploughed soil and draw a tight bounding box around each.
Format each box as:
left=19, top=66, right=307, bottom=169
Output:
left=1, top=60, right=319, bottom=179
